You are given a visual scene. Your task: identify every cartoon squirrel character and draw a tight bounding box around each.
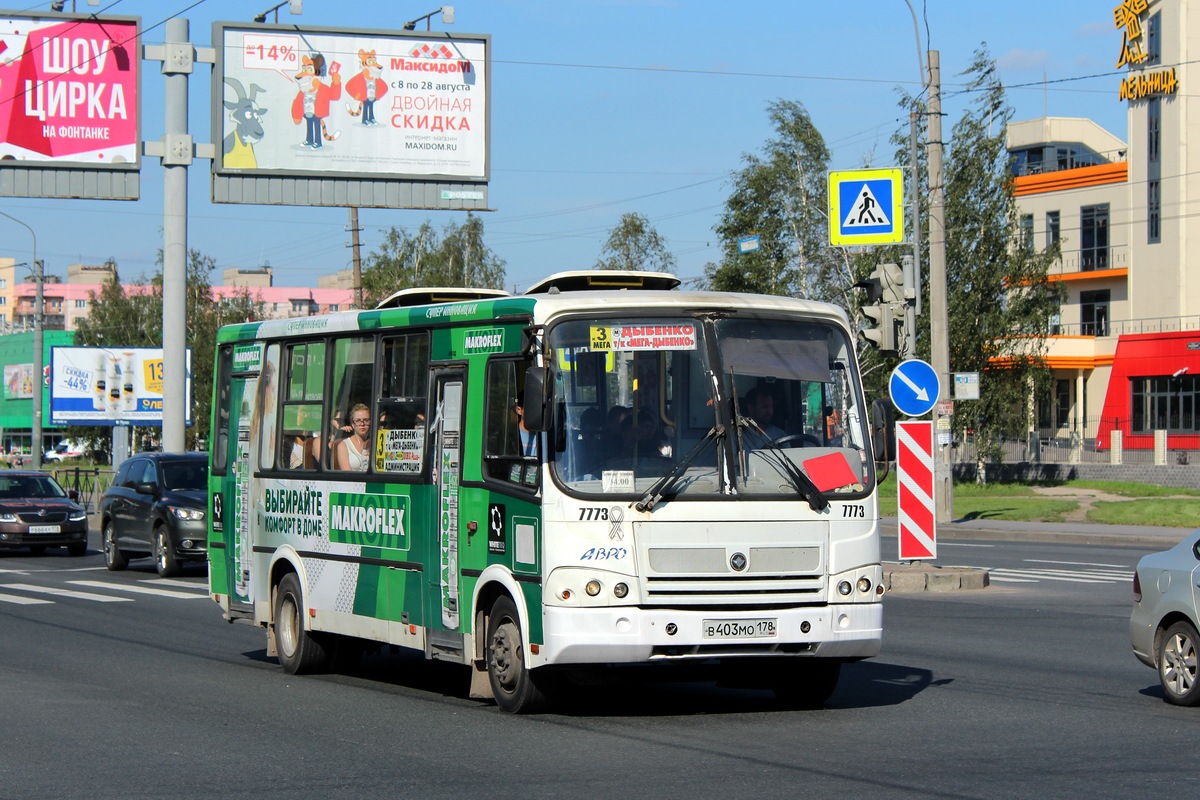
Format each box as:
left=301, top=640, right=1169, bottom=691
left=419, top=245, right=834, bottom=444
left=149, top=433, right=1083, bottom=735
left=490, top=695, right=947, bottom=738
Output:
left=345, top=49, right=387, bottom=126
left=291, top=52, right=341, bottom=149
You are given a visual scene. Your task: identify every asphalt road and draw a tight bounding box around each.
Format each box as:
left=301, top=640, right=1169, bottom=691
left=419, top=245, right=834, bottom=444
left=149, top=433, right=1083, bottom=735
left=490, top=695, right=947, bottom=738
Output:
left=0, top=528, right=1194, bottom=799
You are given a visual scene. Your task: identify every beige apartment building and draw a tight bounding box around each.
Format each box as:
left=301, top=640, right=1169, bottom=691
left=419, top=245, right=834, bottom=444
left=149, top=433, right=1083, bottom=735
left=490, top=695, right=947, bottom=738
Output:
left=1009, top=0, right=1199, bottom=451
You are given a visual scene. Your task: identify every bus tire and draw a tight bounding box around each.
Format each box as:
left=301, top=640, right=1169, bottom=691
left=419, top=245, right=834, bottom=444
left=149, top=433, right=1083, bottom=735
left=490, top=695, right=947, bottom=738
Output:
left=274, top=573, right=331, bottom=675
left=103, top=521, right=128, bottom=571
left=770, top=659, right=841, bottom=709
left=486, top=595, right=549, bottom=714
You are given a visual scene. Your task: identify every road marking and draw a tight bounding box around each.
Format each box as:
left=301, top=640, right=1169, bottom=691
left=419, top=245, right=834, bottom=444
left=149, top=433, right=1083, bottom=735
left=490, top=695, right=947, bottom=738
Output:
left=69, top=580, right=206, bottom=600
left=0, top=568, right=32, bottom=575
left=987, top=567, right=1129, bottom=585
left=140, top=578, right=208, bottom=590
left=1024, top=558, right=1129, bottom=569
left=3, top=583, right=133, bottom=602
left=938, top=543, right=994, bottom=548
left=0, top=591, right=54, bottom=605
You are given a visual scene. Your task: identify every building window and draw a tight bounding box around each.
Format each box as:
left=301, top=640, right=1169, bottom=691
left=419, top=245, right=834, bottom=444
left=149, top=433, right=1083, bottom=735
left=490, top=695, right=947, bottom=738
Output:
left=1046, top=211, right=1060, bottom=249
left=1147, top=97, right=1161, bottom=164
left=1131, top=374, right=1198, bottom=433
left=0, top=278, right=7, bottom=288
left=1019, top=214, right=1034, bottom=252
left=0, top=297, right=6, bottom=305
left=1080, top=204, right=1109, bottom=271
left=1148, top=180, right=1161, bottom=243
left=329, top=304, right=339, bottom=312
left=1055, top=379, right=1071, bottom=429
left=1080, top=289, right=1110, bottom=336
left=1146, top=11, right=1161, bottom=65
left=75, top=299, right=86, bottom=309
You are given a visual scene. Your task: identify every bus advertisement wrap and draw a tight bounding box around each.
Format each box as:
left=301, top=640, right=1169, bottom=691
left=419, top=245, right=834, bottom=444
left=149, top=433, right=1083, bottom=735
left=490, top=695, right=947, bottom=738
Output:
left=50, top=346, right=191, bottom=425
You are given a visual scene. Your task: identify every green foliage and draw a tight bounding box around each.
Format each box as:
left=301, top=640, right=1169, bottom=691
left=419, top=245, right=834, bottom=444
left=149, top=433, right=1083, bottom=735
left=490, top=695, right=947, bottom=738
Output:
left=595, top=212, right=676, bottom=273
left=70, top=252, right=265, bottom=452
left=704, top=100, right=847, bottom=302
left=360, top=213, right=506, bottom=307
left=941, top=48, right=1065, bottom=455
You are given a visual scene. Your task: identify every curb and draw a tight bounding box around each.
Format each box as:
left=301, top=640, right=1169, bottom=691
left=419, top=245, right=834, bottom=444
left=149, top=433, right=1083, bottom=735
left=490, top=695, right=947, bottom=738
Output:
left=884, top=562, right=989, bottom=593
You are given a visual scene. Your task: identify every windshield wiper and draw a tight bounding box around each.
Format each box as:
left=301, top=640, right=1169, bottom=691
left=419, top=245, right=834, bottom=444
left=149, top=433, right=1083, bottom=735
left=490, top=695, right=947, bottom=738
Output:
left=737, top=415, right=828, bottom=512
left=634, top=425, right=723, bottom=512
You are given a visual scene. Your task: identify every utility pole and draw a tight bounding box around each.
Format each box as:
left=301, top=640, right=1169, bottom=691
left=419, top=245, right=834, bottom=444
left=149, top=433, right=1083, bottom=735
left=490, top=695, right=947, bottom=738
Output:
left=926, top=50, right=954, bottom=523
left=349, top=207, right=363, bottom=308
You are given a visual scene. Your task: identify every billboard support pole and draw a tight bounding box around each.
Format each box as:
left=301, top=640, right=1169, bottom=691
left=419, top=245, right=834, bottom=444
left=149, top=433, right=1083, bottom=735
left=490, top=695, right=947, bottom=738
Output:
left=159, top=18, right=192, bottom=453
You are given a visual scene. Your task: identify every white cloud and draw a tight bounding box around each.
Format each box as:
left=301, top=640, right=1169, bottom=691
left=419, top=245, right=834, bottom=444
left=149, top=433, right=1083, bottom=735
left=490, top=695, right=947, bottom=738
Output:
left=997, top=48, right=1051, bottom=72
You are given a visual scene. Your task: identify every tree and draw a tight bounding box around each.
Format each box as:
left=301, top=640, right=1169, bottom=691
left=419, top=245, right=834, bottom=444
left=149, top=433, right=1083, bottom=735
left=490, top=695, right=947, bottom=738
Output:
left=704, top=99, right=844, bottom=301
left=938, top=48, right=1064, bottom=463
left=595, top=212, right=676, bottom=273
left=360, top=213, right=506, bottom=307
left=71, top=252, right=265, bottom=453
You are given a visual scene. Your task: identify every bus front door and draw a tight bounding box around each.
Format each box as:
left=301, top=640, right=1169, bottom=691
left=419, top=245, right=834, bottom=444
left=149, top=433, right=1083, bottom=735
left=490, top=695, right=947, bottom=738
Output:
left=217, top=373, right=256, bottom=615
left=429, top=369, right=465, bottom=636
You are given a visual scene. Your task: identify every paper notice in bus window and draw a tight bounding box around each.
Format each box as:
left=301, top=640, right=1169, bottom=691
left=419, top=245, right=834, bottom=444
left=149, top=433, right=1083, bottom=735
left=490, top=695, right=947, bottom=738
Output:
left=377, top=428, right=424, bottom=473
left=602, top=470, right=635, bottom=493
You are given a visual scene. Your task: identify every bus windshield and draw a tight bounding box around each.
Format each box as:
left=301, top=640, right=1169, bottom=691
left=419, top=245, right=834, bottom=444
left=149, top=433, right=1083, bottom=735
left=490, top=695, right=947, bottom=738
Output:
left=547, top=314, right=871, bottom=500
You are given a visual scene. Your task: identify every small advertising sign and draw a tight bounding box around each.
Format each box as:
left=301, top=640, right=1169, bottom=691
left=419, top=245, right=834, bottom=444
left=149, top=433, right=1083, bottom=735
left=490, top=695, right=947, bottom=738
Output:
left=50, top=346, right=192, bottom=426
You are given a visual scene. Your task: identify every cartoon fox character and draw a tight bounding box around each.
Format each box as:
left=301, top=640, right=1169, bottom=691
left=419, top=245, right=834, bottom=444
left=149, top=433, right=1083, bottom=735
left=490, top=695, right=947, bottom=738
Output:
left=345, top=49, right=387, bottom=125
left=291, top=52, right=341, bottom=149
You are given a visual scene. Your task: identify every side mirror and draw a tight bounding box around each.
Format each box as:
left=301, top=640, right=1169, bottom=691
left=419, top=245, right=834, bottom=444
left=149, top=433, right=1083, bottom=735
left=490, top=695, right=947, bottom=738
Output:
left=522, top=368, right=547, bottom=432
left=869, top=399, right=895, bottom=463
left=135, top=481, right=157, bottom=496
left=68, top=489, right=80, bottom=502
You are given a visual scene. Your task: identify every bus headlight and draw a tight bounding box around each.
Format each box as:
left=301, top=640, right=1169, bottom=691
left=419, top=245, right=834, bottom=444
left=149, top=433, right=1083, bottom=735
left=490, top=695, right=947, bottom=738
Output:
left=857, top=577, right=873, bottom=594
left=837, top=580, right=853, bottom=596
left=585, top=580, right=602, bottom=597
left=613, top=582, right=628, bottom=599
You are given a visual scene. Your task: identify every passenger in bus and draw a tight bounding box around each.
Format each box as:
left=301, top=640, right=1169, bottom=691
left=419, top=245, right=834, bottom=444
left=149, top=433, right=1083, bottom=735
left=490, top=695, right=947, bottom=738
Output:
left=335, top=403, right=371, bottom=472
left=633, top=405, right=672, bottom=459
left=601, top=405, right=633, bottom=462
left=745, top=387, right=786, bottom=442
left=287, top=432, right=317, bottom=469
left=515, top=393, right=537, bottom=457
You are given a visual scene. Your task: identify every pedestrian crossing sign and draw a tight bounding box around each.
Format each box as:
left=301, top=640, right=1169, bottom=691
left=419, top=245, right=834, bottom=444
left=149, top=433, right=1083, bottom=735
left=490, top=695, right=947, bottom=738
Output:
left=828, top=168, right=904, bottom=246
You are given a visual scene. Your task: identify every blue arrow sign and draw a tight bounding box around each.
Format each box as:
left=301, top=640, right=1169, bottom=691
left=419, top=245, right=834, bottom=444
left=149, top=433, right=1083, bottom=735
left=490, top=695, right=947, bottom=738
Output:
left=889, top=358, right=940, bottom=417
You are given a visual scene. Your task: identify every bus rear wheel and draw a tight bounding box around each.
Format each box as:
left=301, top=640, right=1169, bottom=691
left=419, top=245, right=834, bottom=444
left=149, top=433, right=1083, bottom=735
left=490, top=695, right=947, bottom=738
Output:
left=274, top=573, right=331, bottom=675
left=486, top=596, right=550, bottom=714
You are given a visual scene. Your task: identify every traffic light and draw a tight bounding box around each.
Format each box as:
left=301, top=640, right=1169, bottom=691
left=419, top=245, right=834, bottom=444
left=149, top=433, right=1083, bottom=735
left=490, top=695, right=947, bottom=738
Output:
left=861, top=303, right=896, bottom=352
left=878, top=262, right=906, bottom=305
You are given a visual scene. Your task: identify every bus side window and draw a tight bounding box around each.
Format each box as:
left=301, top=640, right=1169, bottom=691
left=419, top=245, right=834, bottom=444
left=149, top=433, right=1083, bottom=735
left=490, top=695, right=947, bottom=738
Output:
left=378, top=333, right=430, bottom=477
left=483, top=358, right=536, bottom=487
left=329, top=336, right=376, bottom=472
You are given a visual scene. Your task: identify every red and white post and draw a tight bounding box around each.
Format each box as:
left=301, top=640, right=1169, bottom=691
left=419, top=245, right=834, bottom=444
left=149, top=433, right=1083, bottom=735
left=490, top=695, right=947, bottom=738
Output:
left=897, top=420, right=936, bottom=560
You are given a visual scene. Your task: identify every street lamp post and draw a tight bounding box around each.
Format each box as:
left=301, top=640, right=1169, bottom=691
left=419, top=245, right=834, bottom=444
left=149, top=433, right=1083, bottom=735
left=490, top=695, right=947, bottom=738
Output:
left=0, top=211, right=42, bottom=470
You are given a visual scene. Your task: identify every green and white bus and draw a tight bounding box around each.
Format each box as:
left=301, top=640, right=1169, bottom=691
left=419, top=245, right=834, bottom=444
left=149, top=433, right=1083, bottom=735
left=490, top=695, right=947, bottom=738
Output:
left=208, top=271, right=884, bottom=712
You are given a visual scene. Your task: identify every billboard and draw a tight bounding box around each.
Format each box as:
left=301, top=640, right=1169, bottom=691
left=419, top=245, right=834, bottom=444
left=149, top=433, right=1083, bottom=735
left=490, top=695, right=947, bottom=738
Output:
left=0, top=14, right=140, bottom=167
left=50, top=346, right=192, bottom=426
left=3, top=363, right=34, bottom=399
left=212, top=22, right=489, bottom=183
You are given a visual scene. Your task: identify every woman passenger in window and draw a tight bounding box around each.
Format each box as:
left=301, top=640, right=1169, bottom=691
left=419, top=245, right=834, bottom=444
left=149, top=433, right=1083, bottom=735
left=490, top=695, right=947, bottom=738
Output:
left=336, top=403, right=371, bottom=472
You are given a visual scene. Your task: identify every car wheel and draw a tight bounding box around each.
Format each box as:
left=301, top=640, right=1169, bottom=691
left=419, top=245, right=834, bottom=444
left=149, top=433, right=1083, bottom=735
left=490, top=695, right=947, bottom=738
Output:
left=274, top=573, right=331, bottom=674
left=28, top=545, right=47, bottom=557
left=154, top=528, right=180, bottom=577
left=67, top=540, right=87, bottom=557
left=103, top=521, right=128, bottom=571
left=1158, top=620, right=1200, bottom=706
left=486, top=595, right=552, bottom=713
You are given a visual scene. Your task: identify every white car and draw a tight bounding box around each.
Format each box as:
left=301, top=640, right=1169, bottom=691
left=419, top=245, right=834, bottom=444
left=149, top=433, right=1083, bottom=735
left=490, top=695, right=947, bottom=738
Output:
left=1130, top=530, right=1200, bottom=706
left=44, top=440, right=85, bottom=462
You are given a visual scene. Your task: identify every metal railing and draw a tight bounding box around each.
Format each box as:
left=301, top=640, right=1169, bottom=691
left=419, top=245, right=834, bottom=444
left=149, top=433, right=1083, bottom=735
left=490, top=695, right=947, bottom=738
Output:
left=50, top=466, right=116, bottom=513
left=951, top=421, right=1198, bottom=466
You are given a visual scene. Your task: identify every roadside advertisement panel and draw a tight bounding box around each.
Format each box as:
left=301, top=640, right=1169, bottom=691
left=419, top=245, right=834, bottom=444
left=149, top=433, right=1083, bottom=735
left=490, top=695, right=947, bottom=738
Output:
left=213, top=22, right=488, bottom=180
left=50, top=346, right=191, bottom=426
left=0, top=14, right=140, bottom=166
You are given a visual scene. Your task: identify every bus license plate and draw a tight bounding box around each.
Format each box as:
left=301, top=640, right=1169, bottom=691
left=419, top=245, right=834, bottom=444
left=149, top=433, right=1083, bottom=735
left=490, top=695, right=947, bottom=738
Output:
left=702, top=619, right=777, bottom=639
left=29, top=525, right=60, bottom=534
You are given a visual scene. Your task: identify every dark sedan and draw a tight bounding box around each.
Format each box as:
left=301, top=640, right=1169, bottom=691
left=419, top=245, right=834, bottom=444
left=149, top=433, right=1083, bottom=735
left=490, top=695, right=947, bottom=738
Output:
left=100, top=452, right=208, bottom=577
left=0, top=470, right=89, bottom=557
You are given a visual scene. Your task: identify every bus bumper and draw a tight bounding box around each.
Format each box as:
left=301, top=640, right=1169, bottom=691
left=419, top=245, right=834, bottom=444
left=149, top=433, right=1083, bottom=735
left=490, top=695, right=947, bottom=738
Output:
left=537, top=602, right=882, bottom=666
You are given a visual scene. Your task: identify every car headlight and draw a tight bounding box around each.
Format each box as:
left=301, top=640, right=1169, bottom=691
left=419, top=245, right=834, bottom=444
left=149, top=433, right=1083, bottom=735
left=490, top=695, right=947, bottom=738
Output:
left=0, top=512, right=17, bottom=523
left=69, top=510, right=87, bottom=522
left=169, top=506, right=205, bottom=521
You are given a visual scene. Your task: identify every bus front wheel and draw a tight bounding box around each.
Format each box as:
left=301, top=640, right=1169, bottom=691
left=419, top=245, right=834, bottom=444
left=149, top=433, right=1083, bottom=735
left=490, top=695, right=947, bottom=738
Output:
left=274, top=573, right=331, bottom=675
left=769, top=659, right=841, bottom=709
left=486, top=596, right=550, bottom=714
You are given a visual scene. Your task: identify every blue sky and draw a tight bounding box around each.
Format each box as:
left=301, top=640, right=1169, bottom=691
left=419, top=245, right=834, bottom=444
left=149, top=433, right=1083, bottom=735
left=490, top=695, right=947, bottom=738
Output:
left=0, top=0, right=1130, bottom=293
